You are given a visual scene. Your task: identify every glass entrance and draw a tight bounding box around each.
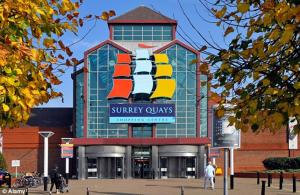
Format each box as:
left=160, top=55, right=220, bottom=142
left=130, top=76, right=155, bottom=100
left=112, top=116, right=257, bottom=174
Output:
left=132, top=146, right=152, bottom=179
left=133, top=158, right=151, bottom=178
left=159, top=156, right=196, bottom=178
left=87, top=158, right=97, bottom=178
left=98, top=157, right=124, bottom=179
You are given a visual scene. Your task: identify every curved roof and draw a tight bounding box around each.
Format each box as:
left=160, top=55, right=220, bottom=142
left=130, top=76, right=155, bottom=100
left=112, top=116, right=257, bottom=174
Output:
left=108, top=6, right=177, bottom=24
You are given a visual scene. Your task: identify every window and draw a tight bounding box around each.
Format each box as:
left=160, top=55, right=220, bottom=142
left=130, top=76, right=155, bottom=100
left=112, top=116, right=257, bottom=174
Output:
left=86, top=44, right=128, bottom=138
left=112, top=25, right=173, bottom=41
left=156, top=44, right=197, bottom=138
left=132, top=124, right=152, bottom=137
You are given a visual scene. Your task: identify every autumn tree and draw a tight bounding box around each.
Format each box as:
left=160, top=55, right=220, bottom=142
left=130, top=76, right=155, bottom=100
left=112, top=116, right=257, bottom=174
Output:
left=0, top=0, right=115, bottom=128
left=179, top=0, right=300, bottom=133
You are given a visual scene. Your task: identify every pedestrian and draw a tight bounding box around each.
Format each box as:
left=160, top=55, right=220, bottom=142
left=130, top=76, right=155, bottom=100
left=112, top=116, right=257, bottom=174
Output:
left=49, top=165, right=60, bottom=194
left=204, top=161, right=215, bottom=190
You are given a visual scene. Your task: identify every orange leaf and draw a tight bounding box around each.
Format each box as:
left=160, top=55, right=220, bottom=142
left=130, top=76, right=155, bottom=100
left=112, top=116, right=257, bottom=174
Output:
left=58, top=40, right=65, bottom=50
left=101, top=12, right=109, bottom=21
left=108, top=10, right=116, bottom=17
left=224, top=26, right=234, bottom=36
left=65, top=47, right=73, bottom=56
left=79, top=18, right=83, bottom=27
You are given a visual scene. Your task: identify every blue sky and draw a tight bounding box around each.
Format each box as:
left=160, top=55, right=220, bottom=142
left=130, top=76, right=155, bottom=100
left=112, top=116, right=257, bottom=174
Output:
left=42, top=0, right=225, bottom=107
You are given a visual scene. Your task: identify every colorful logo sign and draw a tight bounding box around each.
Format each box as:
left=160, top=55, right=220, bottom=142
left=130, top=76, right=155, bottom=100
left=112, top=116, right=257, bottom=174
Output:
left=61, top=144, right=74, bottom=158
left=107, top=49, right=176, bottom=99
left=109, top=103, right=175, bottom=123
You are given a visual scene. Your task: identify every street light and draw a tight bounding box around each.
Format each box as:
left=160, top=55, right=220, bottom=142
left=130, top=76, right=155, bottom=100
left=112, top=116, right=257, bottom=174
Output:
left=61, top=138, right=73, bottom=184
left=39, top=131, right=54, bottom=191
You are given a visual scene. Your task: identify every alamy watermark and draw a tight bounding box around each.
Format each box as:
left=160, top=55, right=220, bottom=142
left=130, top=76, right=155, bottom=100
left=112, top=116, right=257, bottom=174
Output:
left=1, top=188, right=26, bottom=194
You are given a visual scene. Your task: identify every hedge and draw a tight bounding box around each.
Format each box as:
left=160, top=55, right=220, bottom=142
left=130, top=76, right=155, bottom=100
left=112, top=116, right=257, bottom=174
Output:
left=263, top=157, right=300, bottom=170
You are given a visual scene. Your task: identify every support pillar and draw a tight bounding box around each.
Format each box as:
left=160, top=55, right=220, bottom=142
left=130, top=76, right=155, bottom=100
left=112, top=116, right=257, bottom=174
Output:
left=125, top=146, right=132, bottom=179
left=197, top=145, right=206, bottom=178
left=152, top=146, right=159, bottom=179
left=77, top=146, right=86, bottom=180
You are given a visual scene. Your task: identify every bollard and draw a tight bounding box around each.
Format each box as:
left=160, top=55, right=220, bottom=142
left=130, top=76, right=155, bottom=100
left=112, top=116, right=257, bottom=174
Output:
left=293, top=175, right=296, bottom=193
left=267, top=173, right=271, bottom=187
left=279, top=172, right=283, bottom=190
left=87, top=187, right=89, bottom=195
left=66, top=173, right=69, bottom=185
left=181, top=186, right=184, bottom=195
left=7, top=174, right=11, bottom=188
left=43, top=176, right=48, bottom=191
left=25, top=188, right=29, bottom=195
left=230, top=175, right=234, bottom=189
left=261, top=180, right=266, bottom=195
left=257, top=172, right=260, bottom=185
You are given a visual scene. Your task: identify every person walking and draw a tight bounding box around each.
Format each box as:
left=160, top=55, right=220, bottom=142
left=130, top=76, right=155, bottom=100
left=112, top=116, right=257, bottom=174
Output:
left=204, top=161, right=215, bottom=190
left=49, top=165, right=60, bottom=194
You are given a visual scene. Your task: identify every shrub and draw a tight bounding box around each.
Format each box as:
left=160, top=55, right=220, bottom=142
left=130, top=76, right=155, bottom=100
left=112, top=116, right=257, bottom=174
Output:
left=263, top=157, right=300, bottom=170
left=0, top=152, right=7, bottom=170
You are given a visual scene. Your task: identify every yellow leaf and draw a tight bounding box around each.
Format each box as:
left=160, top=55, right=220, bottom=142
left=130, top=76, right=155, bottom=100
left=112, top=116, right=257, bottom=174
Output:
left=224, top=26, right=234, bottom=36
left=237, top=3, right=250, bottom=13
left=262, top=79, right=270, bottom=86
left=215, top=6, right=227, bottom=19
left=0, top=86, right=6, bottom=95
left=15, top=69, right=22, bottom=75
left=269, top=28, right=280, bottom=40
left=294, top=82, right=300, bottom=89
left=279, top=24, right=295, bottom=44
left=2, top=103, right=9, bottom=112
left=101, top=12, right=109, bottom=21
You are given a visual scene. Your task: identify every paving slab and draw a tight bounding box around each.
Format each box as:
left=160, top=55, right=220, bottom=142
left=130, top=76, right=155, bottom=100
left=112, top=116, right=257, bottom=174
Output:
left=22, top=176, right=300, bottom=195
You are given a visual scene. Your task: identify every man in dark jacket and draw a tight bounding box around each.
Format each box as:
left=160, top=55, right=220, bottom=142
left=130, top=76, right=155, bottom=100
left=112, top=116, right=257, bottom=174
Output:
left=49, top=165, right=60, bottom=194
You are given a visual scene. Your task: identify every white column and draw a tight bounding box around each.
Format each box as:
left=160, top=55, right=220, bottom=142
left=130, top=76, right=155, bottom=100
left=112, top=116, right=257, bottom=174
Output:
left=66, top=158, right=69, bottom=174
left=212, top=157, right=216, bottom=165
left=230, top=148, right=234, bottom=175
left=44, top=137, right=48, bottom=177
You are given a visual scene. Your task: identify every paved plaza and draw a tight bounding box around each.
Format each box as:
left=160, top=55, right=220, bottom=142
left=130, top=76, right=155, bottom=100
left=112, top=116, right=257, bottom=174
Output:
left=26, top=176, right=299, bottom=195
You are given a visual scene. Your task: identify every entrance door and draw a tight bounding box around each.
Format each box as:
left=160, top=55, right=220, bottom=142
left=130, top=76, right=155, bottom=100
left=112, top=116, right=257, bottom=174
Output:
left=133, top=158, right=151, bottom=178
left=98, top=157, right=123, bottom=179
left=87, top=158, right=97, bottom=178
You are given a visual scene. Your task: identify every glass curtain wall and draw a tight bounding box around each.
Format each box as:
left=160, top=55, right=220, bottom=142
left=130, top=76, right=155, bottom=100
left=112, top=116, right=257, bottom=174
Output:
left=156, top=44, right=197, bottom=137
left=200, top=75, right=208, bottom=137
left=113, top=25, right=172, bottom=41
left=87, top=44, right=128, bottom=138
left=75, top=72, right=84, bottom=137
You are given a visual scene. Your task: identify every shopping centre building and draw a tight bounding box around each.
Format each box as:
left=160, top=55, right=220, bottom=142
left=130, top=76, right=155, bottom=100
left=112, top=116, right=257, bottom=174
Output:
left=2, top=6, right=299, bottom=179
left=72, top=6, right=210, bottom=179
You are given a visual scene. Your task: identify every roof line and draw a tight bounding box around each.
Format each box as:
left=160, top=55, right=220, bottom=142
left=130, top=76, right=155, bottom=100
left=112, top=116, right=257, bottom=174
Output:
left=154, top=39, right=199, bottom=54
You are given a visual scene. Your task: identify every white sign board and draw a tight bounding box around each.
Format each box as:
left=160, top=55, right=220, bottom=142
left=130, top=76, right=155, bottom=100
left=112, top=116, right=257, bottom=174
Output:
left=11, top=160, right=20, bottom=167
left=289, top=117, right=298, bottom=150
left=212, top=106, right=241, bottom=148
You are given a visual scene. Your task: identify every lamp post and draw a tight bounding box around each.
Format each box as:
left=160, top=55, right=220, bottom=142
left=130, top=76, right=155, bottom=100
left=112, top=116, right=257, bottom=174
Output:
left=61, top=138, right=73, bottom=184
left=39, top=131, right=54, bottom=191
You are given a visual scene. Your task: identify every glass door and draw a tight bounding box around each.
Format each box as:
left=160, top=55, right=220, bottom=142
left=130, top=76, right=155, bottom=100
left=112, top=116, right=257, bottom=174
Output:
left=160, top=157, right=168, bottom=179
left=87, top=158, right=97, bottom=178
left=186, top=157, right=196, bottom=178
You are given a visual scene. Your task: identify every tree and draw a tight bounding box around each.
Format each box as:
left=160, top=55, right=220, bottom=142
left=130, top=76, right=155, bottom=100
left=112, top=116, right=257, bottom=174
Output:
left=0, top=0, right=115, bottom=128
left=0, top=152, right=7, bottom=170
left=181, top=0, right=300, bottom=133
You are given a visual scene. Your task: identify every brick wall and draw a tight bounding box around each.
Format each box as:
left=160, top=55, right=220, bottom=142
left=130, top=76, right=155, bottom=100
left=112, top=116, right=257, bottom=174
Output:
left=214, top=129, right=300, bottom=172
left=2, top=126, right=74, bottom=175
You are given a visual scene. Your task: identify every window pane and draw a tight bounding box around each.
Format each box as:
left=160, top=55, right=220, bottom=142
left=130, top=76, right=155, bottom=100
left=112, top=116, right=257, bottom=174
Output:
left=133, top=26, right=142, bottom=30
left=143, top=26, right=152, bottom=30
left=124, top=36, right=133, bottom=40
left=124, top=26, right=132, bottom=30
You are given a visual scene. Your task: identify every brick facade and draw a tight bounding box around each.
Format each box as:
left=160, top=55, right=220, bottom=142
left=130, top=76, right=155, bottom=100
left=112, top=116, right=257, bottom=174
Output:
left=215, top=129, right=300, bottom=172
left=2, top=108, right=74, bottom=176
